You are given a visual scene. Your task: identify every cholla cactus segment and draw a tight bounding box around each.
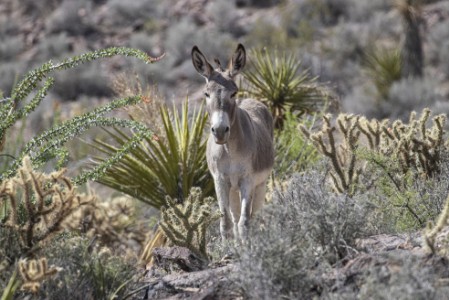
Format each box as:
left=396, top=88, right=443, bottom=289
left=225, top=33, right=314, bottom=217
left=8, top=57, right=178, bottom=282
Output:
left=0, top=156, right=94, bottom=254
left=18, top=257, right=60, bottom=294
left=159, top=187, right=220, bottom=259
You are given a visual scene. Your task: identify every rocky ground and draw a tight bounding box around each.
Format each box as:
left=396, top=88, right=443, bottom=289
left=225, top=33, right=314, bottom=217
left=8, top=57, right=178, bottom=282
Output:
left=142, top=228, right=449, bottom=299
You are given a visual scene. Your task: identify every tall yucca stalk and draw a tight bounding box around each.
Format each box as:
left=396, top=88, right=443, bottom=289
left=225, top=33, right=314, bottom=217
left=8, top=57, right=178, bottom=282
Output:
left=90, top=102, right=213, bottom=208
left=242, top=48, right=329, bottom=129
left=396, top=0, right=423, bottom=78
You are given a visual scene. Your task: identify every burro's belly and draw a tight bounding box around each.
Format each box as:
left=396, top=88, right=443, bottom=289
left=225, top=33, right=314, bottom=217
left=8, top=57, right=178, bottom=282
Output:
left=210, top=158, right=271, bottom=189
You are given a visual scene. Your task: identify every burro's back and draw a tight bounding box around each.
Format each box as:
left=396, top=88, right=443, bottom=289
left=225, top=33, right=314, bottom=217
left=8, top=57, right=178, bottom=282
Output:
left=191, top=43, right=274, bottom=241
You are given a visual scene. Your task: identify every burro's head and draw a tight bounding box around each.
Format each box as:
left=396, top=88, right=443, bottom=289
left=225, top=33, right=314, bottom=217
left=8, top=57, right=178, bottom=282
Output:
left=191, top=44, right=246, bottom=145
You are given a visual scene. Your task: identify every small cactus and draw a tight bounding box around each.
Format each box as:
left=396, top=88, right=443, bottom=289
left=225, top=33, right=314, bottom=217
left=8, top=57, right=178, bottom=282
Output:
left=159, top=187, right=220, bottom=259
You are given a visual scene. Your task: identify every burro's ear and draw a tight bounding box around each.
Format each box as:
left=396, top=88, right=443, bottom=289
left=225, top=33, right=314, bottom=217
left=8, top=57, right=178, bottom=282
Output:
left=191, top=46, right=213, bottom=80
left=228, top=44, right=246, bottom=77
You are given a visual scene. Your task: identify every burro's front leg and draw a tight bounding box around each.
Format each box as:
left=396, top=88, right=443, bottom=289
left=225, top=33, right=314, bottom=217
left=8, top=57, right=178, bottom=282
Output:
left=238, top=178, right=253, bottom=241
left=214, top=176, right=232, bottom=240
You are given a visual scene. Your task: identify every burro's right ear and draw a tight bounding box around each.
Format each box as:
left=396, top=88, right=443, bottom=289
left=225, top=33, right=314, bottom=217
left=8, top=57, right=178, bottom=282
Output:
left=191, top=46, right=213, bottom=80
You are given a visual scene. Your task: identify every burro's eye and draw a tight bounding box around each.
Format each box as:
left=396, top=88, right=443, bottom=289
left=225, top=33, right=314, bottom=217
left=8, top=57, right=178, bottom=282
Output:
left=230, top=91, right=237, bottom=98
left=204, top=92, right=210, bottom=98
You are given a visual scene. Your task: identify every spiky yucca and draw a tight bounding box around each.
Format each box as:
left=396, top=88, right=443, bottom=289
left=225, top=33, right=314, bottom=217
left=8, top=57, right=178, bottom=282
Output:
left=90, top=101, right=213, bottom=208
left=242, top=48, right=330, bottom=129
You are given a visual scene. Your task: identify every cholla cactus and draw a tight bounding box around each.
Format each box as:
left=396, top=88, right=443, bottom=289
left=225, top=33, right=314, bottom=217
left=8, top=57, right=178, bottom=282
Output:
left=300, top=114, right=364, bottom=195
left=423, top=194, right=449, bottom=256
left=159, top=187, right=220, bottom=259
left=0, top=156, right=94, bottom=254
left=301, top=109, right=447, bottom=195
left=19, top=257, right=60, bottom=293
left=65, top=196, right=146, bottom=251
left=380, top=109, right=446, bottom=177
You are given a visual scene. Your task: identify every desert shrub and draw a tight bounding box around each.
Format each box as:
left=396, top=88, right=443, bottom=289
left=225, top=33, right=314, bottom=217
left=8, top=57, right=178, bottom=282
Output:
left=0, top=61, right=25, bottom=96
left=165, top=17, right=233, bottom=67
left=322, top=23, right=371, bottom=65
left=235, top=0, right=282, bottom=8
left=106, top=0, right=161, bottom=27
left=25, top=236, right=139, bottom=300
left=206, top=1, right=245, bottom=37
left=273, top=112, right=319, bottom=180
left=165, top=17, right=198, bottom=65
left=45, top=0, right=96, bottom=36
left=0, top=36, right=24, bottom=61
left=0, top=15, right=21, bottom=38
left=381, top=77, right=441, bottom=120
left=355, top=252, right=449, bottom=300
left=427, top=19, right=449, bottom=76
left=36, top=33, right=72, bottom=61
left=129, top=32, right=157, bottom=55
left=344, top=0, right=392, bottom=22
left=52, top=61, right=113, bottom=100
left=234, top=170, right=372, bottom=299
left=363, top=157, right=449, bottom=231
left=14, top=0, right=63, bottom=18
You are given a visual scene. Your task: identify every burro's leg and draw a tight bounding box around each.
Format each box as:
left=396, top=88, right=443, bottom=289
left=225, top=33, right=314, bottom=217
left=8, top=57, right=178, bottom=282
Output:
left=251, top=182, right=267, bottom=217
left=229, top=188, right=241, bottom=239
left=238, top=178, right=253, bottom=241
left=215, top=176, right=232, bottom=240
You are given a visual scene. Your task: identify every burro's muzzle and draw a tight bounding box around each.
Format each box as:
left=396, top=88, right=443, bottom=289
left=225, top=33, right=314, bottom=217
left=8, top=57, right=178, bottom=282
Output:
left=210, top=111, right=230, bottom=144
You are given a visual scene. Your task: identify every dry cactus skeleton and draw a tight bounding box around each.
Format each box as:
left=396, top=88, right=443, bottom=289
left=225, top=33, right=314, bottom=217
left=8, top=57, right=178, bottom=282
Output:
left=191, top=44, right=274, bottom=240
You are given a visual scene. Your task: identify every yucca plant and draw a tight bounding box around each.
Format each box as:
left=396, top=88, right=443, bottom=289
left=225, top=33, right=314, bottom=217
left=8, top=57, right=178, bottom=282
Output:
left=242, top=48, right=329, bottom=129
left=90, top=102, right=213, bottom=208
left=364, top=46, right=402, bottom=98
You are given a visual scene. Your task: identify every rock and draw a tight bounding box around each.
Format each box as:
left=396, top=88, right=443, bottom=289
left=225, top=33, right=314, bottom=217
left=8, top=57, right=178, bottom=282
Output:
left=152, top=246, right=207, bottom=272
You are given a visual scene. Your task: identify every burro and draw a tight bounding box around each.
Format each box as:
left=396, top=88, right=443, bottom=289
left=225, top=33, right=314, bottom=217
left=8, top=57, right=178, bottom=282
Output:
left=191, top=44, right=274, bottom=241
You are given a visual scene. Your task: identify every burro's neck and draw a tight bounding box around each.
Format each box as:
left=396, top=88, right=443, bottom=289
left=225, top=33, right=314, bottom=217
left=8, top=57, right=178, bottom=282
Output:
left=227, top=106, right=249, bottom=152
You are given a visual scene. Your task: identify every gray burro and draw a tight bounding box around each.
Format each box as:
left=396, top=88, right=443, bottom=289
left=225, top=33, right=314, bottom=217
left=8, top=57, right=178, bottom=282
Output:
left=191, top=44, right=274, bottom=241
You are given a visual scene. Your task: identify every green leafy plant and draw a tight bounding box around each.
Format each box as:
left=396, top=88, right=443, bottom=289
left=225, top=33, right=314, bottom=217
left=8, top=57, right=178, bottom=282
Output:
left=242, top=47, right=330, bottom=128
left=90, top=101, right=213, bottom=208
left=0, top=47, right=164, bottom=183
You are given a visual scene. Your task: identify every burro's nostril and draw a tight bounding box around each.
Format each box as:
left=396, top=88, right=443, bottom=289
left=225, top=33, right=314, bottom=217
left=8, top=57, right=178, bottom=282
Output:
left=211, top=127, right=215, bottom=133
left=225, top=126, right=229, bottom=133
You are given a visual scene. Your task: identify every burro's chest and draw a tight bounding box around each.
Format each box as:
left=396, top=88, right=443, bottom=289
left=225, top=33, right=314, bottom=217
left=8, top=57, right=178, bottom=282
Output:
left=206, top=140, right=251, bottom=178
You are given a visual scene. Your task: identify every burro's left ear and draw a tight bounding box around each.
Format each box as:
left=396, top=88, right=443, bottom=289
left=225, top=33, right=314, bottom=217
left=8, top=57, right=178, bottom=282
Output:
left=228, top=44, right=246, bottom=77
